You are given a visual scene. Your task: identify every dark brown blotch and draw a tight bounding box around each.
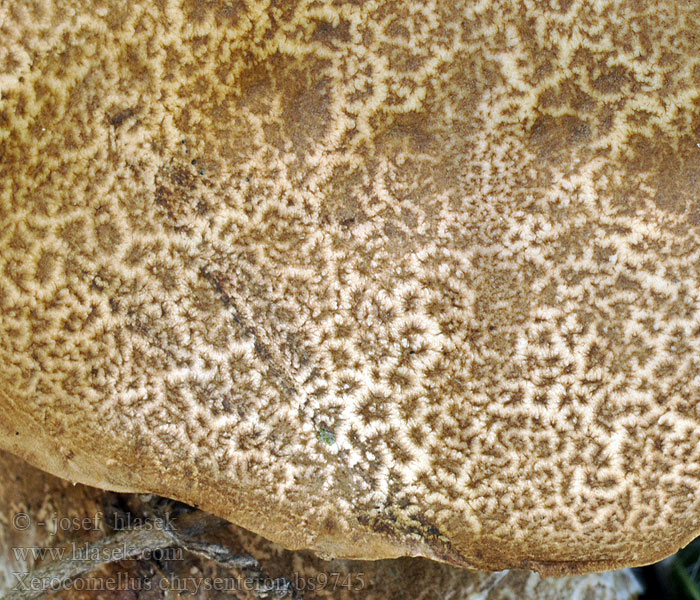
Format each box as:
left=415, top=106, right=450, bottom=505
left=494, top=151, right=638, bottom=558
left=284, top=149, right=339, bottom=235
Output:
left=528, top=114, right=592, bottom=159
left=108, top=107, right=136, bottom=129
left=311, top=19, right=351, bottom=46
left=591, top=64, right=632, bottom=95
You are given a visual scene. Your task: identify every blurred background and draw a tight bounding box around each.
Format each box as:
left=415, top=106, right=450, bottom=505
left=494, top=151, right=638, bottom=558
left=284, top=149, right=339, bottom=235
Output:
left=638, top=539, right=700, bottom=599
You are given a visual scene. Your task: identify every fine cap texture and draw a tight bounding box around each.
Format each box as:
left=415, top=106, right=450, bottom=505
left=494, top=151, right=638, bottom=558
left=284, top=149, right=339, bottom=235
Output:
left=1, top=0, right=700, bottom=575
left=0, top=450, right=643, bottom=600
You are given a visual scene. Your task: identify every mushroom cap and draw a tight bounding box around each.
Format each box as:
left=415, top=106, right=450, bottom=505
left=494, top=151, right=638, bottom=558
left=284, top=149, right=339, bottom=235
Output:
left=1, top=0, right=700, bottom=575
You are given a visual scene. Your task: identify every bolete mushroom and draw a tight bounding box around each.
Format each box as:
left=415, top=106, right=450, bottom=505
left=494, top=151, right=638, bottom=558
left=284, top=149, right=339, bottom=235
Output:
left=1, top=0, right=700, bottom=577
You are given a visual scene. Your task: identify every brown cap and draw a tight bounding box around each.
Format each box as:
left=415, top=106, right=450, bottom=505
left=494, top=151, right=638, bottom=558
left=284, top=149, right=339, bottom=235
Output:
left=1, top=0, right=699, bottom=575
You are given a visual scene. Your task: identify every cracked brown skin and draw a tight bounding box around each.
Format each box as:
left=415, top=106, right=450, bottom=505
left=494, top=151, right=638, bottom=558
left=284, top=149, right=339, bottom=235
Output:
left=1, top=0, right=700, bottom=575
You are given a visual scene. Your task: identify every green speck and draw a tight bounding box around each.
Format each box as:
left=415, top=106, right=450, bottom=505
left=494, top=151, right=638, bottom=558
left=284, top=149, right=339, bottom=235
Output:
left=317, top=427, right=336, bottom=446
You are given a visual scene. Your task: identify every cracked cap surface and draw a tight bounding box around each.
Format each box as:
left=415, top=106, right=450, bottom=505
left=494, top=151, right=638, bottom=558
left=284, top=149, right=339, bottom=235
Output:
left=1, top=0, right=700, bottom=574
